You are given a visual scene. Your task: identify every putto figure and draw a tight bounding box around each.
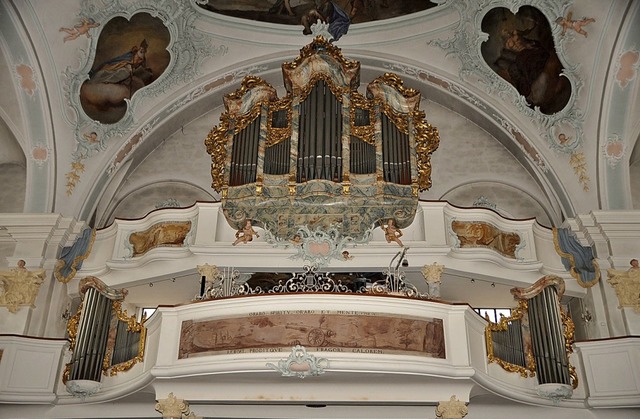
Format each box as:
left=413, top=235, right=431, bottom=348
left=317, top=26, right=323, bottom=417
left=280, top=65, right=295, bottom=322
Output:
left=233, top=220, right=260, bottom=246
left=555, top=12, right=595, bottom=37
left=381, top=218, right=403, bottom=247
left=59, top=17, right=100, bottom=42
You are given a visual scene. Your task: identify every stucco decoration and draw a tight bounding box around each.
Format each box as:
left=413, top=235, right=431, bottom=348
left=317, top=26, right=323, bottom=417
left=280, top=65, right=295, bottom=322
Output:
left=429, top=1, right=586, bottom=155
left=614, top=49, right=640, bottom=89
left=127, top=221, right=192, bottom=257
left=422, top=262, right=444, bottom=298
left=155, top=393, right=192, bottom=419
left=15, top=64, right=38, bottom=96
left=266, top=345, right=328, bottom=378
left=450, top=220, right=521, bottom=259
left=0, top=261, right=46, bottom=313
left=264, top=225, right=372, bottom=266
left=553, top=227, right=600, bottom=287
left=607, top=266, right=640, bottom=313
left=601, top=134, right=627, bottom=168
left=435, top=395, right=469, bottom=419
left=61, top=0, right=227, bottom=193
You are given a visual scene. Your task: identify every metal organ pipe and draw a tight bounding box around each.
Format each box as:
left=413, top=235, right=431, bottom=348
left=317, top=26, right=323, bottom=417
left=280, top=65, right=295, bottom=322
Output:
left=527, top=287, right=571, bottom=385
left=296, top=80, right=343, bottom=183
left=69, top=287, right=113, bottom=382
left=229, top=118, right=261, bottom=186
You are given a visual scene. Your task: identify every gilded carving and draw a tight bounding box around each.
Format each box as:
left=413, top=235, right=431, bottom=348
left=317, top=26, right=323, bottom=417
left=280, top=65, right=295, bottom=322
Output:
left=0, top=260, right=46, bottom=313
left=349, top=92, right=375, bottom=145
left=266, top=97, right=293, bottom=147
left=282, top=36, right=360, bottom=94
left=204, top=112, right=229, bottom=193
left=607, top=261, right=640, bottom=313
left=128, top=221, right=191, bottom=257
left=102, top=300, right=146, bottom=376
left=452, top=220, right=520, bottom=258
left=485, top=300, right=536, bottom=378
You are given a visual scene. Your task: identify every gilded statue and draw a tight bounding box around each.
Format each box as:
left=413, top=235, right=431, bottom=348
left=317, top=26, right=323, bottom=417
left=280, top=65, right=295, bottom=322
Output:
left=0, top=260, right=46, bottom=313
left=607, top=258, right=640, bottom=312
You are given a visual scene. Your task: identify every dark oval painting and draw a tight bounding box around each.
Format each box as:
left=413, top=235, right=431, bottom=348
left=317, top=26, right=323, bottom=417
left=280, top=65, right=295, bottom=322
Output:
left=80, top=13, right=170, bottom=124
left=481, top=6, right=571, bottom=114
left=198, top=0, right=438, bottom=27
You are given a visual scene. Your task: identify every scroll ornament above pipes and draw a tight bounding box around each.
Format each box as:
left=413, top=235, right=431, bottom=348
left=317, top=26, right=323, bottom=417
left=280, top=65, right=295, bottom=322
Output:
left=205, top=36, right=439, bottom=243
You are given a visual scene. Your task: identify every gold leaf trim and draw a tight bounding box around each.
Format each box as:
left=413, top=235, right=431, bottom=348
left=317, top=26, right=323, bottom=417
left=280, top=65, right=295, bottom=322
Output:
left=485, top=300, right=536, bottom=377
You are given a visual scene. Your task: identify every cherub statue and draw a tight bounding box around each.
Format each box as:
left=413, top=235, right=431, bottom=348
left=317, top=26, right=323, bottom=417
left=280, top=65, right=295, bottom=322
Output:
left=555, top=12, right=595, bottom=37
left=233, top=220, right=260, bottom=246
left=59, top=17, right=100, bottom=42
left=381, top=218, right=403, bottom=247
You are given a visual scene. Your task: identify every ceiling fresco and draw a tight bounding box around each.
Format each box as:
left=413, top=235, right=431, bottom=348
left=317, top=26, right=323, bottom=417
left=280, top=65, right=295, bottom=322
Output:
left=80, top=13, right=171, bottom=124
left=481, top=6, right=571, bottom=115
left=197, top=0, right=438, bottom=32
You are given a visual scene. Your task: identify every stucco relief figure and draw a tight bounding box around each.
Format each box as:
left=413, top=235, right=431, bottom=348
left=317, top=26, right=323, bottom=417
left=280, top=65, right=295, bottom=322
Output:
left=59, top=17, right=100, bottom=42
left=451, top=220, right=520, bottom=258
left=607, top=259, right=640, bottom=312
left=381, top=218, right=403, bottom=247
left=0, top=260, right=46, bottom=313
left=233, top=220, right=260, bottom=246
left=128, top=221, right=191, bottom=257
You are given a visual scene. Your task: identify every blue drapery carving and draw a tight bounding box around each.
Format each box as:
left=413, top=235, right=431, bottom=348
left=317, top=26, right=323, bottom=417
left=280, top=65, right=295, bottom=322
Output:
left=54, top=227, right=96, bottom=283
left=553, top=228, right=600, bottom=288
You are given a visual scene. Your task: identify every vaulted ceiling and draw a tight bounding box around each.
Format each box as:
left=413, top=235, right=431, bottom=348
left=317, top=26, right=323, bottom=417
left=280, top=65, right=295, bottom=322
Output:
left=0, top=0, right=638, bottom=229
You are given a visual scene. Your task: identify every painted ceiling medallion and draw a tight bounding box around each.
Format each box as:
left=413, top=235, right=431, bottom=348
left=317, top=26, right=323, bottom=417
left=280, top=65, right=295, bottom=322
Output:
left=206, top=36, right=439, bottom=243
left=481, top=5, right=571, bottom=115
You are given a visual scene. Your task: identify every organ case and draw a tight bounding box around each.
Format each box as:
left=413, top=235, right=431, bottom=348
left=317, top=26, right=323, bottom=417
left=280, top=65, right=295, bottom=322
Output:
left=205, top=37, right=439, bottom=241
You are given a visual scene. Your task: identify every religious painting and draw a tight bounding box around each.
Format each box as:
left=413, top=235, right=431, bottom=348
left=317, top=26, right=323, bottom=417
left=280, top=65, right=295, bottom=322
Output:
left=481, top=6, right=571, bottom=114
left=179, top=310, right=445, bottom=359
left=198, top=1, right=438, bottom=36
left=80, top=13, right=170, bottom=124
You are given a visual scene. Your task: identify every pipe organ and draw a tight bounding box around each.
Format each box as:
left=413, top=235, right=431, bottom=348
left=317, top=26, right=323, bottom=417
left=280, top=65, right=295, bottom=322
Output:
left=206, top=37, right=439, bottom=241
left=65, top=277, right=145, bottom=389
left=485, top=276, right=577, bottom=389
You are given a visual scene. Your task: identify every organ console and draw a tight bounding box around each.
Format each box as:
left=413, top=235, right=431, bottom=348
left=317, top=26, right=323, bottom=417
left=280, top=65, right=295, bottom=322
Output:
left=205, top=36, right=439, bottom=242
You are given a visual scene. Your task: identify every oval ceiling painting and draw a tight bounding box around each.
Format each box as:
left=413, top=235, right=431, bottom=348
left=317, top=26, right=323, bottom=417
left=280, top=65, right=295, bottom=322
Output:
left=198, top=1, right=438, bottom=31
left=80, top=13, right=170, bottom=124
left=481, top=6, right=571, bottom=114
